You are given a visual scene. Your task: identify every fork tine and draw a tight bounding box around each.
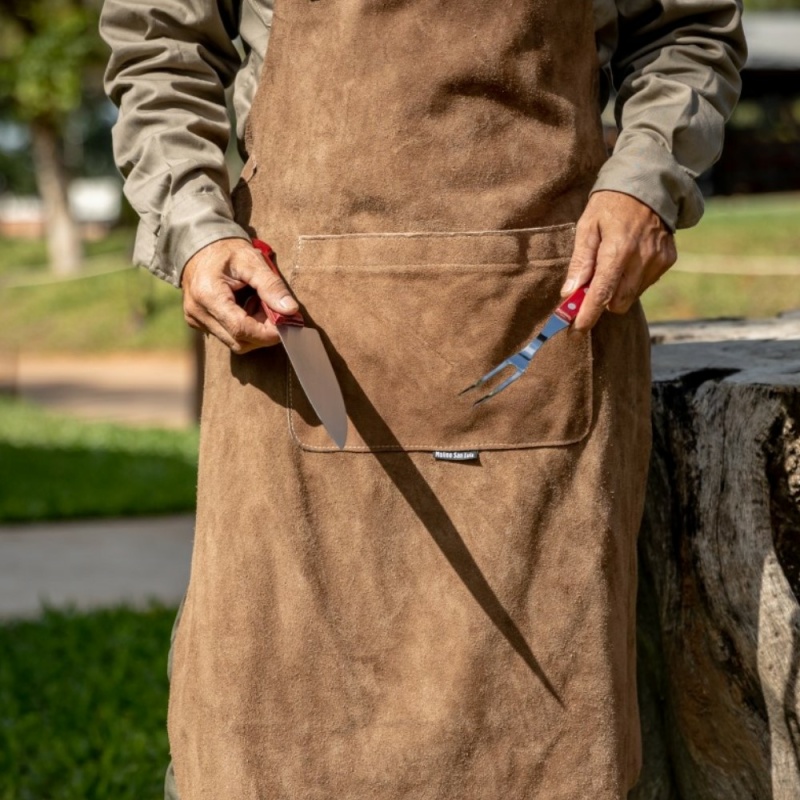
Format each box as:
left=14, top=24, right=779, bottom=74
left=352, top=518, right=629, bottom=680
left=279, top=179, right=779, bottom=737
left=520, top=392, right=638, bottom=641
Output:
left=472, top=368, right=525, bottom=406
left=459, top=359, right=515, bottom=395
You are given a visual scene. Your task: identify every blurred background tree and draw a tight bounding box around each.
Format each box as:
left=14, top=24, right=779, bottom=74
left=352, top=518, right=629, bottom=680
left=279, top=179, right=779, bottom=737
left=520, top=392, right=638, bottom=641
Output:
left=0, top=0, right=105, bottom=276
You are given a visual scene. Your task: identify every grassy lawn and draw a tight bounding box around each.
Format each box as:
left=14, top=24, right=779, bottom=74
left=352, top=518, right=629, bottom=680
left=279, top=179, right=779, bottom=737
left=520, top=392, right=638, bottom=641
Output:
left=675, top=193, right=800, bottom=256
left=0, top=230, right=187, bottom=354
left=642, top=269, right=800, bottom=322
left=0, top=231, right=137, bottom=278
left=0, top=399, right=198, bottom=523
left=646, top=195, right=800, bottom=321
left=0, top=605, right=175, bottom=800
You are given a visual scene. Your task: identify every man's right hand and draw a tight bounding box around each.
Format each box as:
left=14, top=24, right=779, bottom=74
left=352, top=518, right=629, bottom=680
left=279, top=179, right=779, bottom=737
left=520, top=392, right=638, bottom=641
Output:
left=181, top=237, right=299, bottom=354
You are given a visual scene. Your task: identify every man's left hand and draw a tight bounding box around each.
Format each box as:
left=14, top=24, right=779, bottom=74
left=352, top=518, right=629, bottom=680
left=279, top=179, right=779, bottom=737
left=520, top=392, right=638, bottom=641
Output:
left=562, top=190, right=677, bottom=331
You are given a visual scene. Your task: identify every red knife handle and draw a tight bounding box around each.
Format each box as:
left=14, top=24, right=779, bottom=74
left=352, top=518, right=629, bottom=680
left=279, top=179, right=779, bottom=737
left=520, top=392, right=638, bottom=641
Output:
left=554, top=284, right=590, bottom=324
left=252, top=238, right=305, bottom=327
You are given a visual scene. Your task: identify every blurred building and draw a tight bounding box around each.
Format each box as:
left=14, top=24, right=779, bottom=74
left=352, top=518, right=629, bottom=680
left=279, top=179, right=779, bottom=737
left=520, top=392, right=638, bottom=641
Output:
left=0, top=179, right=121, bottom=240
left=0, top=102, right=121, bottom=239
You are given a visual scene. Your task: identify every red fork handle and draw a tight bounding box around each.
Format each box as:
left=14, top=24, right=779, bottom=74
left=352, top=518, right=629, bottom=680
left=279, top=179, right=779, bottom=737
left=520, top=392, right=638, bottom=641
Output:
left=252, top=238, right=305, bottom=327
left=554, top=283, right=590, bottom=324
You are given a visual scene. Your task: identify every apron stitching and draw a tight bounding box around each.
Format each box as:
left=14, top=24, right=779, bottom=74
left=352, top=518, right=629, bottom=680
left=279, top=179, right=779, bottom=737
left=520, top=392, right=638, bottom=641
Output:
left=296, top=223, right=577, bottom=245
left=293, top=261, right=570, bottom=270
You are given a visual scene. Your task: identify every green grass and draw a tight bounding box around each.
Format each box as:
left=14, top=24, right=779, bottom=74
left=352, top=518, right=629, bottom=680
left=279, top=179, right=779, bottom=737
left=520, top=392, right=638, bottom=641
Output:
left=0, top=605, right=176, bottom=800
left=675, top=193, right=800, bottom=257
left=645, top=195, right=800, bottom=321
left=0, top=230, right=188, bottom=354
left=0, top=230, right=137, bottom=279
left=643, top=270, right=800, bottom=322
left=0, top=399, right=198, bottom=522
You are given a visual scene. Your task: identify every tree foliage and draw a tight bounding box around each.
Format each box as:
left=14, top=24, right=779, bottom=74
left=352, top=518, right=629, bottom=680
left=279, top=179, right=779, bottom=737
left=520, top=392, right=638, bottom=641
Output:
left=0, top=1, right=107, bottom=275
left=0, top=0, right=105, bottom=125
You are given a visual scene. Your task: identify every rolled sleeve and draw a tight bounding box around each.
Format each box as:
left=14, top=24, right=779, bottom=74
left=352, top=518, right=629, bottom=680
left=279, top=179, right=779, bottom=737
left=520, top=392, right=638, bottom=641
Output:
left=593, top=0, right=747, bottom=230
left=100, top=0, right=247, bottom=286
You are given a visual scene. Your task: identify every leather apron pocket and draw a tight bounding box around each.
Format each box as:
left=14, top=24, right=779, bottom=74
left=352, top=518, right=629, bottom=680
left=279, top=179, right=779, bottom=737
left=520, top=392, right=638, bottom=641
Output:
left=287, top=224, right=592, bottom=453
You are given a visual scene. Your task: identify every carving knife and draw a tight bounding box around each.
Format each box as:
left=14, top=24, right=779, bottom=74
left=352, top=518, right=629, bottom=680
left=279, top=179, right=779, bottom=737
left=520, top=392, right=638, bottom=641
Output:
left=250, top=238, right=348, bottom=449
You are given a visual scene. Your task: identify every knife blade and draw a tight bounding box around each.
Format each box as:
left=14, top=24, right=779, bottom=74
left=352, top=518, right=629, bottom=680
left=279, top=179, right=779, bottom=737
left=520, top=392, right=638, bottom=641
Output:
left=251, top=238, right=348, bottom=449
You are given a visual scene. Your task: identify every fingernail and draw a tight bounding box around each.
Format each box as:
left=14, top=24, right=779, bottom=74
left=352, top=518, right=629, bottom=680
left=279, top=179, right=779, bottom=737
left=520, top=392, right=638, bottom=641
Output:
left=278, top=296, right=296, bottom=311
left=561, top=278, right=577, bottom=295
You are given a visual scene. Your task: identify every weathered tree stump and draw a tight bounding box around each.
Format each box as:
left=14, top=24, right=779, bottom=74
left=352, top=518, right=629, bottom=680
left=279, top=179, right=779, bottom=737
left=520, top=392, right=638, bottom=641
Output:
left=632, top=316, right=800, bottom=800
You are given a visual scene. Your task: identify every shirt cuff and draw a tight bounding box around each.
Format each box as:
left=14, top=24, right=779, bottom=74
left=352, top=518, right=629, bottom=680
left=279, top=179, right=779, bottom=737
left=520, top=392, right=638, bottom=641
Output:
left=590, top=133, right=705, bottom=231
left=133, top=182, right=251, bottom=287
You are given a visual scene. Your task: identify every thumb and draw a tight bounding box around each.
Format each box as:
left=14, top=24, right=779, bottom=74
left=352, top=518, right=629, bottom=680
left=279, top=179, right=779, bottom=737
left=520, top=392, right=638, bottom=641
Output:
left=561, top=221, right=600, bottom=296
left=237, top=247, right=299, bottom=315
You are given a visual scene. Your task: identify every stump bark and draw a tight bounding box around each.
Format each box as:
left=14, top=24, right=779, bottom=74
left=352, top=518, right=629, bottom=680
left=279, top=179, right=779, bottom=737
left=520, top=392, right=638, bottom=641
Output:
left=632, top=316, right=800, bottom=800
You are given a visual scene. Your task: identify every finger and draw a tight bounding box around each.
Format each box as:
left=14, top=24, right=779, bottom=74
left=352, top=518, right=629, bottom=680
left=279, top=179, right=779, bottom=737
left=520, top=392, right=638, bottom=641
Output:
left=209, top=294, right=282, bottom=350
left=640, top=235, right=678, bottom=293
left=190, top=263, right=282, bottom=348
left=562, top=219, right=600, bottom=296
left=185, top=305, right=240, bottom=352
left=187, top=282, right=280, bottom=352
left=610, top=233, right=677, bottom=312
left=234, top=249, right=299, bottom=316
left=607, top=252, right=645, bottom=315
left=197, top=305, right=278, bottom=354
left=573, top=239, right=631, bottom=331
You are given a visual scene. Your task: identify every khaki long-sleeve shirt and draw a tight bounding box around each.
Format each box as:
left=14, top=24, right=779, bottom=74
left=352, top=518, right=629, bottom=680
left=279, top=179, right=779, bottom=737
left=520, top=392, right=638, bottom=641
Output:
left=101, top=0, right=746, bottom=287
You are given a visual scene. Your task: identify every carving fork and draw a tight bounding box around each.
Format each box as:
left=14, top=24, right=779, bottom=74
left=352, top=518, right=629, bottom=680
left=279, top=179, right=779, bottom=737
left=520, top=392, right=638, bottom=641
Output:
left=460, top=284, right=590, bottom=406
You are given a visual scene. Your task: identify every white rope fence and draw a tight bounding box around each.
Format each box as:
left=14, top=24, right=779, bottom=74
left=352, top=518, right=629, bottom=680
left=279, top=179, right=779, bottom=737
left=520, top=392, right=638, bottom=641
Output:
left=671, top=254, right=800, bottom=276
left=0, top=263, right=136, bottom=290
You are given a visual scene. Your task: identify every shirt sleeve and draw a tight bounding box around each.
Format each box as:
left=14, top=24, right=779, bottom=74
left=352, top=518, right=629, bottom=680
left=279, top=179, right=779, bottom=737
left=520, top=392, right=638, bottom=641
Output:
left=100, top=0, right=248, bottom=286
left=592, top=0, right=747, bottom=231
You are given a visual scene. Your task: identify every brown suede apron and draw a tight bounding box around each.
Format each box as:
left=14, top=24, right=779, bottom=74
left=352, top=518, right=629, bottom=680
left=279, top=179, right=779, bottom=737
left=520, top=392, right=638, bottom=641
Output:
left=168, top=1, right=652, bottom=798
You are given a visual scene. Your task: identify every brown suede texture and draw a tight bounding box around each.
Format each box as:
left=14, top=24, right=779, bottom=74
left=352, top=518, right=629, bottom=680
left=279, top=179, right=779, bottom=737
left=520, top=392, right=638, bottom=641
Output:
left=168, top=1, right=652, bottom=798
left=288, top=226, right=593, bottom=452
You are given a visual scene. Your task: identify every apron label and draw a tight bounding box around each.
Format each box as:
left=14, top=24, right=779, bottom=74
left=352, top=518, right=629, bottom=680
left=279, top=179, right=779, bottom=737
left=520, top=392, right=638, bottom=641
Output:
left=434, top=450, right=480, bottom=462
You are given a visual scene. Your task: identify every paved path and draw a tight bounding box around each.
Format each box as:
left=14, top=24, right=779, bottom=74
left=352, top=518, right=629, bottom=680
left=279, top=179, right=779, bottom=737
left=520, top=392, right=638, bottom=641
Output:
left=7, top=352, right=195, bottom=428
left=0, top=516, right=193, bottom=619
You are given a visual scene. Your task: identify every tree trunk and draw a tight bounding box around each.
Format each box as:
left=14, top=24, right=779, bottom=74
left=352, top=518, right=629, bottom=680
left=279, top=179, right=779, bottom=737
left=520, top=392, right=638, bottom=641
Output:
left=30, top=118, right=82, bottom=276
left=632, top=316, right=800, bottom=800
